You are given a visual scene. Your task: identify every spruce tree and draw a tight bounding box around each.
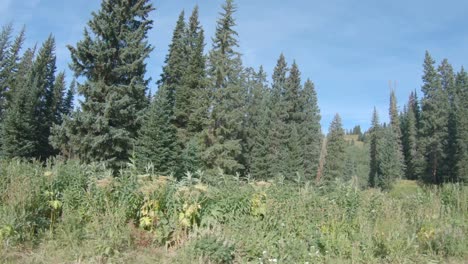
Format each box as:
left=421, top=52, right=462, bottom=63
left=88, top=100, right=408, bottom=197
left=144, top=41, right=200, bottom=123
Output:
left=438, top=59, right=457, bottom=181
left=180, top=6, right=208, bottom=174
left=389, top=90, right=405, bottom=178
left=375, top=126, right=400, bottom=190
left=202, top=0, right=245, bottom=175
left=185, top=6, right=208, bottom=137
left=284, top=61, right=302, bottom=124
left=31, top=35, right=58, bottom=159
left=454, top=68, right=468, bottom=183
left=368, top=108, right=380, bottom=187
left=160, top=11, right=187, bottom=125
left=244, top=67, right=270, bottom=179
left=135, top=87, right=179, bottom=176
left=419, top=51, right=449, bottom=184
left=248, top=91, right=272, bottom=180
left=0, top=25, right=25, bottom=118
left=1, top=48, right=37, bottom=158
left=299, top=79, right=322, bottom=180
left=401, top=95, right=420, bottom=180
left=67, top=0, right=154, bottom=170
left=267, top=54, right=289, bottom=178
left=323, top=113, right=346, bottom=182
left=50, top=80, right=76, bottom=157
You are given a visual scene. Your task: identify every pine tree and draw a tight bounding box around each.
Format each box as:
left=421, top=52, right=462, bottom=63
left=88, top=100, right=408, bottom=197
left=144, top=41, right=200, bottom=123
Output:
left=419, top=51, right=449, bottom=184
left=0, top=25, right=25, bottom=118
left=67, top=0, right=154, bottom=170
left=267, top=54, right=288, bottom=178
left=248, top=90, right=272, bottom=180
left=389, top=90, right=405, bottom=178
left=202, top=0, right=245, bottom=175
left=284, top=61, right=302, bottom=124
left=179, top=6, right=207, bottom=174
left=31, top=35, right=57, bottom=159
left=454, top=68, right=468, bottom=183
left=323, top=113, right=346, bottom=182
left=244, top=67, right=270, bottom=179
left=49, top=79, right=76, bottom=157
left=375, top=126, right=400, bottom=190
left=62, top=79, right=75, bottom=117
left=1, top=48, right=37, bottom=158
left=368, top=108, right=380, bottom=187
left=438, top=59, right=457, bottom=182
left=299, top=79, right=322, bottom=180
left=401, top=94, right=420, bottom=180
left=135, top=86, right=179, bottom=176
left=185, top=6, right=208, bottom=137
left=160, top=10, right=187, bottom=124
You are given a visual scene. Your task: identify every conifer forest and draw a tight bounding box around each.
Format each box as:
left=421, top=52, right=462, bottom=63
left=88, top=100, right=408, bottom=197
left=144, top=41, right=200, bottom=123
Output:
left=0, top=0, right=467, bottom=263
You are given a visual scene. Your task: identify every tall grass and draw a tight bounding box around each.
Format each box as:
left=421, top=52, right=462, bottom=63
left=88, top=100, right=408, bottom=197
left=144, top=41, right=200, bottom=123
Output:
left=0, top=159, right=466, bottom=263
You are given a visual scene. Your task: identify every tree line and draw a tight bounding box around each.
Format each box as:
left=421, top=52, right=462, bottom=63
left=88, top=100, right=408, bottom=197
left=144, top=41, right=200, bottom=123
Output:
left=0, top=0, right=466, bottom=188
left=368, top=53, right=468, bottom=189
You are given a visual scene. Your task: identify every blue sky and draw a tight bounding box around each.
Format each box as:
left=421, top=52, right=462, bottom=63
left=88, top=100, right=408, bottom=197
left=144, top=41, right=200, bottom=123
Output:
left=1, top=0, right=467, bottom=131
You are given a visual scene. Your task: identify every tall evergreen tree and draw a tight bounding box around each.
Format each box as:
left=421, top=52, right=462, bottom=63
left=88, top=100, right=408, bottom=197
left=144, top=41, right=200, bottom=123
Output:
left=202, top=0, right=245, bottom=175
left=323, top=114, right=346, bottom=182
left=0, top=25, right=25, bottom=118
left=438, top=59, right=457, bottom=181
left=284, top=61, right=302, bottom=124
left=419, top=51, right=449, bottom=184
left=31, top=35, right=57, bottom=159
left=1, top=48, right=37, bottom=158
left=160, top=11, right=187, bottom=124
left=179, top=6, right=208, bottom=174
left=375, top=126, right=401, bottom=190
left=389, top=89, right=405, bottom=178
left=368, top=108, right=380, bottom=187
left=135, top=87, right=179, bottom=175
left=454, top=68, right=468, bottom=183
left=184, top=6, right=208, bottom=137
left=267, top=54, right=289, bottom=178
left=401, top=95, right=420, bottom=180
left=248, top=93, right=272, bottom=179
left=244, top=67, right=270, bottom=179
left=67, top=0, right=154, bottom=170
left=299, top=79, right=322, bottom=180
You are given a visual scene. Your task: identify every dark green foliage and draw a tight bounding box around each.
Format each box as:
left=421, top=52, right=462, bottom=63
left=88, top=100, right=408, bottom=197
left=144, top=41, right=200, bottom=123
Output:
left=368, top=108, right=380, bottom=187
left=135, top=87, right=179, bottom=176
left=375, top=126, right=401, bottom=190
left=323, top=114, right=346, bottom=182
left=202, top=0, right=245, bottom=175
left=193, top=235, right=235, bottom=264
left=184, top=6, right=208, bottom=138
left=244, top=67, right=271, bottom=179
left=389, top=90, right=405, bottom=178
left=66, top=0, right=154, bottom=170
left=453, top=68, right=468, bottom=183
left=299, top=79, right=322, bottom=180
left=287, top=124, right=304, bottom=179
left=401, top=93, right=421, bottom=180
left=1, top=48, right=37, bottom=158
left=419, top=52, right=449, bottom=184
left=0, top=25, right=25, bottom=118
left=32, top=35, right=57, bottom=159
left=267, top=54, right=289, bottom=178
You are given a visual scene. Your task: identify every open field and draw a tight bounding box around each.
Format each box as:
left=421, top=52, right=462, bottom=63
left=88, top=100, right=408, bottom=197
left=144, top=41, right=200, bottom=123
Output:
left=0, top=160, right=466, bottom=263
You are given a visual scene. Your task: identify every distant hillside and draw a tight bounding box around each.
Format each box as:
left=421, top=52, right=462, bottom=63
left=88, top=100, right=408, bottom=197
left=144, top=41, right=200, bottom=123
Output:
left=344, top=134, right=364, bottom=147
